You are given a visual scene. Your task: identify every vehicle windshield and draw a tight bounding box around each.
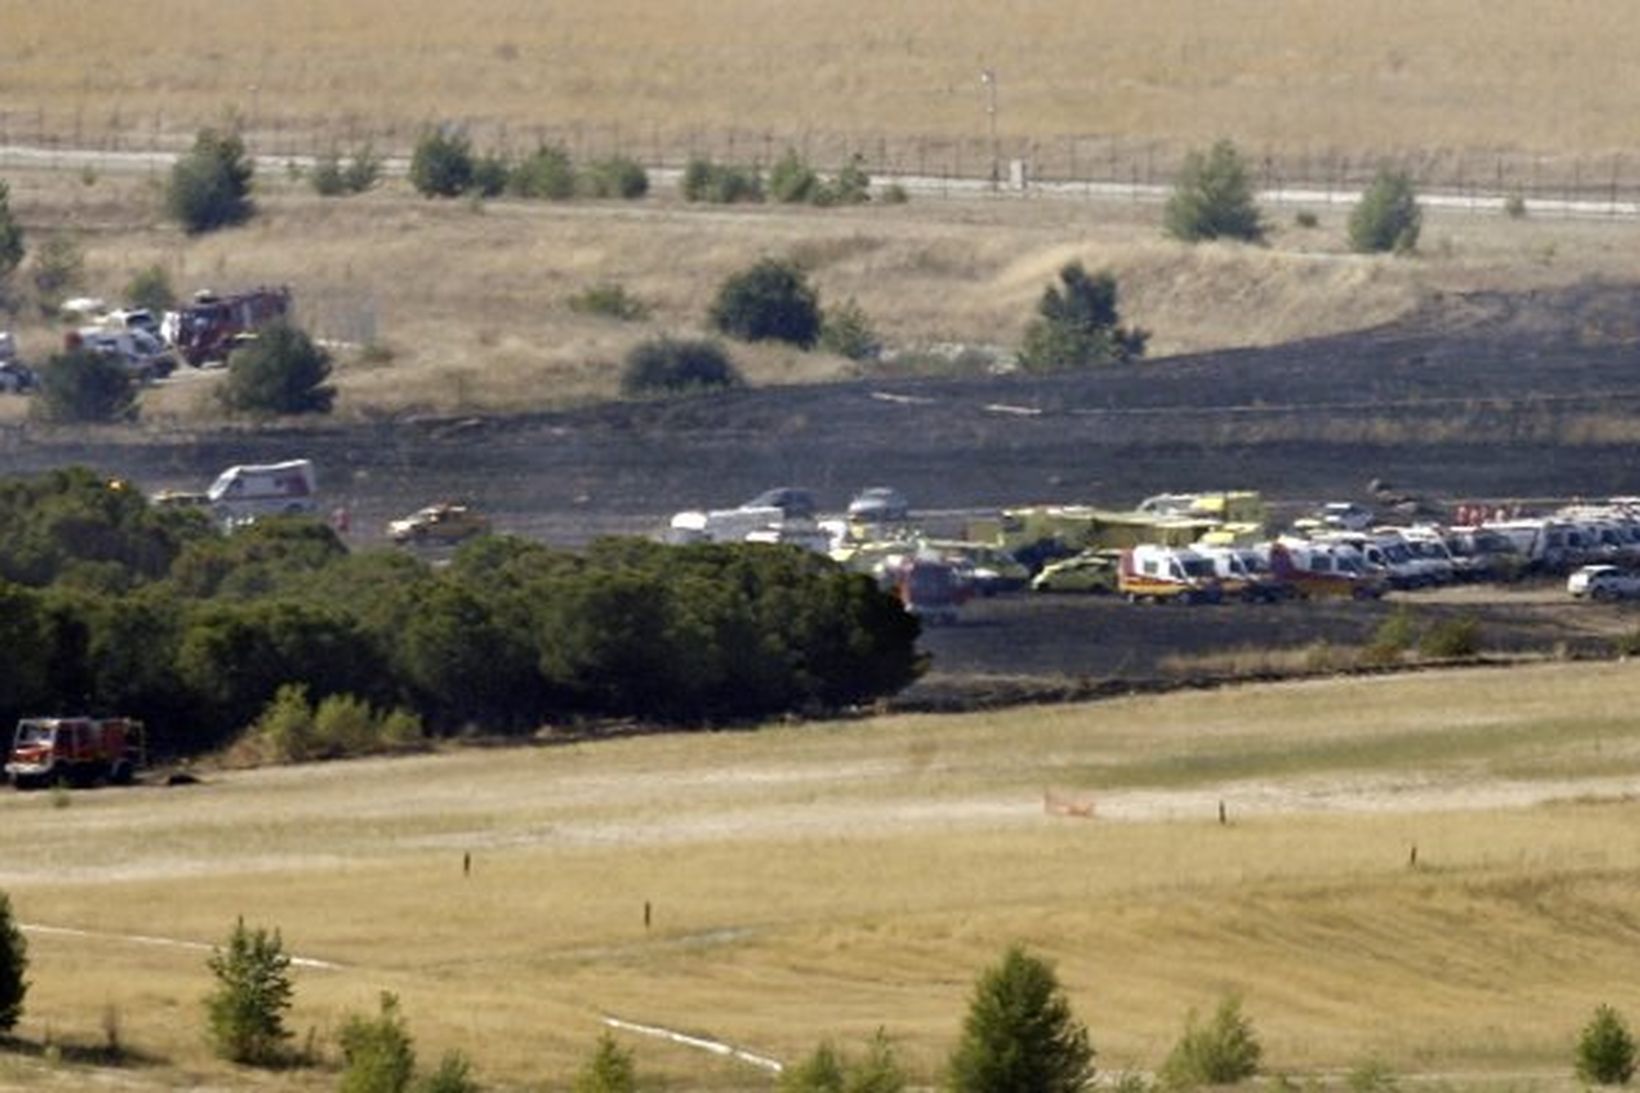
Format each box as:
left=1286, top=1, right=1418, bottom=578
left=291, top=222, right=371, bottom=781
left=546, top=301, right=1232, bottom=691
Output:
left=15, top=721, right=54, bottom=745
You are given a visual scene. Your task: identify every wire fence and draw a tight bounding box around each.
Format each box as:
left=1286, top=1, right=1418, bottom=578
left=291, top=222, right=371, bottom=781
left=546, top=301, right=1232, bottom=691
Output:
left=2, top=108, right=1639, bottom=215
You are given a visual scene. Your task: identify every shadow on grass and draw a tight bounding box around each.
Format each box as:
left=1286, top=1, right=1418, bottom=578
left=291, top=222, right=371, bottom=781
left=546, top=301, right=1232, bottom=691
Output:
left=0, top=1034, right=168, bottom=1069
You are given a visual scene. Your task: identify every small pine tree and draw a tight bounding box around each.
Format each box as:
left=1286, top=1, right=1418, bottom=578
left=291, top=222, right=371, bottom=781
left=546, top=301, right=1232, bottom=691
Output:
left=769, top=149, right=821, bottom=204
left=708, top=258, right=822, bottom=347
left=339, top=992, right=416, bottom=1093
left=0, top=180, right=23, bottom=286
left=1017, top=262, right=1148, bottom=373
left=204, top=918, right=295, bottom=1066
left=217, top=319, right=335, bottom=415
left=509, top=145, right=576, bottom=200
left=1159, top=995, right=1262, bottom=1089
left=573, top=1032, right=637, bottom=1093
left=947, top=945, right=1095, bottom=1093
left=410, top=128, right=476, bottom=198
left=30, top=347, right=138, bottom=424
left=166, top=127, right=255, bottom=233
left=820, top=297, right=882, bottom=361
left=30, top=233, right=84, bottom=313
left=1349, top=167, right=1422, bottom=254
left=1164, top=139, right=1264, bottom=244
left=1578, top=1004, right=1636, bottom=1085
left=416, top=1050, right=480, bottom=1093
left=848, top=1029, right=908, bottom=1093
left=0, top=892, right=30, bottom=1032
left=782, top=1041, right=847, bottom=1093
left=124, top=264, right=176, bottom=313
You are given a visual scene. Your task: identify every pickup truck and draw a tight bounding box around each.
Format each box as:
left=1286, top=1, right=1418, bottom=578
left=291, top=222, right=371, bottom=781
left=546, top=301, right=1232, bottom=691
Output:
left=1567, top=565, right=1640, bottom=601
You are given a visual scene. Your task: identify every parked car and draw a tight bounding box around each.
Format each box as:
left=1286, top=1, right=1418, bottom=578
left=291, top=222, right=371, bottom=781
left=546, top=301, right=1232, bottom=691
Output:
left=70, top=327, right=177, bottom=382
left=1313, top=501, right=1375, bottom=531
left=741, top=487, right=817, bottom=520
left=1567, top=564, right=1640, bottom=601
left=0, top=360, right=36, bottom=394
left=1031, top=549, right=1122, bottom=594
left=388, top=502, right=490, bottom=545
left=847, top=486, right=911, bottom=524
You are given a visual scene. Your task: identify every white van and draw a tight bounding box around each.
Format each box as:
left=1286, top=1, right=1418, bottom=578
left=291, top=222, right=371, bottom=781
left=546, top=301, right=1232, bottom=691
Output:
left=207, top=460, right=318, bottom=524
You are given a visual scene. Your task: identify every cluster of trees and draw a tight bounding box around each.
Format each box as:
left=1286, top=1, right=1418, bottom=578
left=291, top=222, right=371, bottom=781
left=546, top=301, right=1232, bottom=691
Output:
left=0, top=468, right=923, bottom=757
left=409, top=128, right=648, bottom=202
left=1164, top=138, right=1423, bottom=255
left=684, top=149, right=899, bottom=207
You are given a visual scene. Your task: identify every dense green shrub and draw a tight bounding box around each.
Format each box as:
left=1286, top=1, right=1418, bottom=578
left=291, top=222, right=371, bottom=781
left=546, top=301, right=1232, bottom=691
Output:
left=567, top=282, right=650, bottom=321
left=0, top=892, right=28, bottom=1033
left=948, top=945, right=1094, bottom=1093
left=1349, top=167, right=1422, bottom=254
left=471, top=152, right=511, bottom=199
left=769, top=149, right=821, bottom=204
left=681, top=157, right=763, bottom=203
left=508, top=144, right=576, bottom=199
left=29, top=233, right=84, bottom=313
left=783, top=1031, right=905, bottom=1093
left=1017, top=262, right=1147, bottom=373
left=1294, top=210, right=1320, bottom=229
left=0, top=180, right=23, bottom=288
left=1578, top=1004, right=1637, bottom=1085
left=581, top=156, right=649, bottom=199
left=1159, top=995, right=1261, bottom=1089
left=410, top=128, right=475, bottom=198
left=821, top=155, right=872, bottom=205
left=204, top=918, right=294, bottom=1066
left=1165, top=139, right=1264, bottom=243
left=339, top=992, right=415, bottom=1093
left=880, top=181, right=909, bottom=204
left=30, top=347, right=138, bottom=423
left=167, top=128, right=255, bottom=233
left=709, top=258, right=822, bottom=347
left=819, top=298, right=882, bottom=361
left=573, top=1033, right=637, bottom=1093
left=124, top=263, right=176, bottom=312
left=621, top=337, right=741, bottom=396
left=312, top=145, right=382, bottom=196
left=1419, top=615, right=1480, bottom=659
left=417, top=1051, right=481, bottom=1093
left=217, top=320, right=335, bottom=416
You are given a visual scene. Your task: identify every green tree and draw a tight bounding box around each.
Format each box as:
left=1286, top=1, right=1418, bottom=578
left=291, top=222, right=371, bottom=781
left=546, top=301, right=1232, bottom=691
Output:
left=785, top=1032, right=906, bottom=1093
left=30, top=347, right=138, bottom=424
left=1578, top=1004, right=1637, bottom=1085
left=508, top=144, right=575, bottom=200
left=124, top=264, right=177, bottom=313
left=1017, top=262, right=1148, bottom=373
left=1348, top=167, right=1422, bottom=254
left=416, top=1051, right=481, bottom=1093
left=409, top=128, right=475, bottom=198
left=339, top=992, right=416, bottom=1093
left=681, top=157, right=763, bottom=203
left=709, top=258, right=822, bottom=347
left=29, top=233, right=83, bottom=313
left=620, top=337, right=742, bottom=396
left=573, top=1032, right=637, bottom=1093
left=471, top=152, right=511, bottom=199
left=782, top=1042, right=846, bottom=1092
left=819, top=298, right=882, bottom=361
left=0, top=180, right=24, bottom=290
left=947, top=945, right=1095, bottom=1093
left=217, top=319, right=335, bottom=415
left=769, top=149, right=821, bottom=204
left=581, top=156, right=649, bottom=199
left=0, top=892, right=29, bottom=1032
left=1164, top=139, right=1264, bottom=243
left=1159, top=995, right=1261, bottom=1089
left=204, top=918, right=294, bottom=1066
left=166, top=127, right=255, bottom=233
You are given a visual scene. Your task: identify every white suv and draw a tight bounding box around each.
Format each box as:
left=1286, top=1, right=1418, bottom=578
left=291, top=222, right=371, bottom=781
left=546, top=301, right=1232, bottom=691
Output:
left=1568, top=565, right=1640, bottom=601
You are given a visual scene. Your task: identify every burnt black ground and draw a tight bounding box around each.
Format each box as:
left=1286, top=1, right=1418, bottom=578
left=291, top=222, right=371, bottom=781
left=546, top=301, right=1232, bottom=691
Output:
left=6, top=281, right=1640, bottom=692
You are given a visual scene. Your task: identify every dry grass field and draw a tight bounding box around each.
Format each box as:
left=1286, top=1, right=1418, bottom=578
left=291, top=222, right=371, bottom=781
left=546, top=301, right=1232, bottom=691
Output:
left=2, top=158, right=1638, bottom=428
left=5, top=1, right=1640, bottom=170
left=7, top=661, right=1640, bottom=1089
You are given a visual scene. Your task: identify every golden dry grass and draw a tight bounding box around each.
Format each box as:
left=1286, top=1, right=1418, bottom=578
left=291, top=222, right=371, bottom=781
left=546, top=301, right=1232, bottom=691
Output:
left=5, top=0, right=1640, bottom=164
left=4, top=161, right=1640, bottom=427
left=6, top=662, right=1640, bottom=1088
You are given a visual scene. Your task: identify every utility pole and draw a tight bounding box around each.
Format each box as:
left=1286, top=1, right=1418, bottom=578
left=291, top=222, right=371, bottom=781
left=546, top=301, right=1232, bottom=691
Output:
left=981, top=68, right=998, bottom=189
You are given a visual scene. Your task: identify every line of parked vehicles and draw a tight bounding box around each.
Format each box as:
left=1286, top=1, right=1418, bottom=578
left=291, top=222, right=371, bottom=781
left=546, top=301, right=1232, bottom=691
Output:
left=0, top=286, right=291, bottom=392
left=668, top=488, right=1640, bottom=620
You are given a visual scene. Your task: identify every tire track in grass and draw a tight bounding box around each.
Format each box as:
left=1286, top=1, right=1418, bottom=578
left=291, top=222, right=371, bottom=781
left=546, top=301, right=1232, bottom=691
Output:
left=602, top=1014, right=783, bottom=1074
left=21, top=923, right=344, bottom=970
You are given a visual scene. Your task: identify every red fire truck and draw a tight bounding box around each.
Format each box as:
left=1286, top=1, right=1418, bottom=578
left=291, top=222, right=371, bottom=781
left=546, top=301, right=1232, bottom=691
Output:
left=173, top=286, right=292, bottom=366
left=5, top=717, right=147, bottom=789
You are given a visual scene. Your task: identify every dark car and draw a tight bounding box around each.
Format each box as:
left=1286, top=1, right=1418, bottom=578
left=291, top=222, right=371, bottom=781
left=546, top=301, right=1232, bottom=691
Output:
left=742, top=487, right=817, bottom=519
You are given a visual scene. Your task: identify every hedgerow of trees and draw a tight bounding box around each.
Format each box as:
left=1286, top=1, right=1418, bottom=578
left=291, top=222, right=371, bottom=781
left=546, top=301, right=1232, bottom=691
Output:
left=409, top=128, right=650, bottom=202
left=1164, top=139, right=1264, bottom=244
left=0, top=468, right=924, bottom=758
left=167, top=127, right=255, bottom=233
left=1018, top=262, right=1148, bottom=373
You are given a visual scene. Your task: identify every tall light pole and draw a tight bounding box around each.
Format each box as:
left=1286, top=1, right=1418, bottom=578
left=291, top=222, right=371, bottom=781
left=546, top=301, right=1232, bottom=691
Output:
left=980, top=69, right=998, bottom=188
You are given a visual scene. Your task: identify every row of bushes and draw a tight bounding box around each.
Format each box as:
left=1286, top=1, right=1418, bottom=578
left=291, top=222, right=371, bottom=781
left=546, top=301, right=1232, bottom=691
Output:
left=408, top=129, right=648, bottom=201
left=0, top=470, right=924, bottom=752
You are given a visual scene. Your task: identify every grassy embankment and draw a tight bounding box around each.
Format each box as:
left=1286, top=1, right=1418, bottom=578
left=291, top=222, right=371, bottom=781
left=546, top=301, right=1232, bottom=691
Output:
left=5, top=661, right=1640, bottom=1089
